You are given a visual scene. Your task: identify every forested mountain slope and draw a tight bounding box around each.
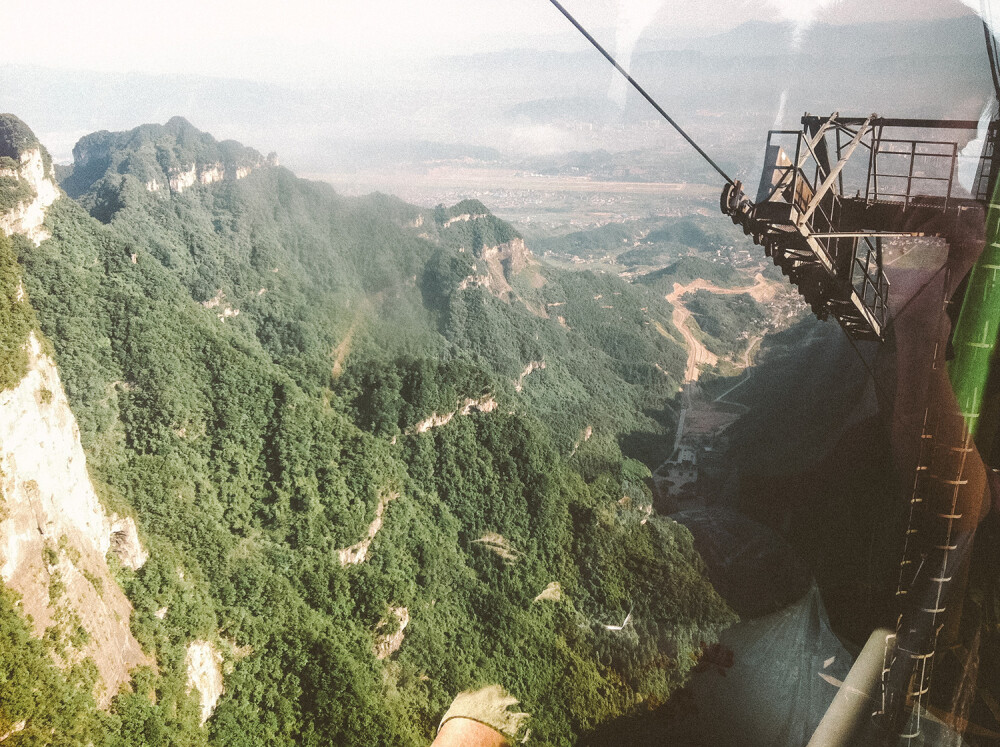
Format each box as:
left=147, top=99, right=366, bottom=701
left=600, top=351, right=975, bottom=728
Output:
left=56, top=117, right=689, bottom=464
left=0, top=114, right=735, bottom=745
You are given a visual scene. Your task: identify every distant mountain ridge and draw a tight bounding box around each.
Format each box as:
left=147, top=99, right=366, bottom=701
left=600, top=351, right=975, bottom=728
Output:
left=642, top=15, right=985, bottom=59
left=63, top=116, right=276, bottom=206
left=54, top=117, right=688, bottom=454
left=0, top=14, right=988, bottom=176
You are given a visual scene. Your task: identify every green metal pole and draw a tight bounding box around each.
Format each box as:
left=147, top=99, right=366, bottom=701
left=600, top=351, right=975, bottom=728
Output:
left=949, top=183, right=1000, bottom=444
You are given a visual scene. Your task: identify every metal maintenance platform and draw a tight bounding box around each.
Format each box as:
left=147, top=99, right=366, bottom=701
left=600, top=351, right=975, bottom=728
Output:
left=722, top=114, right=985, bottom=341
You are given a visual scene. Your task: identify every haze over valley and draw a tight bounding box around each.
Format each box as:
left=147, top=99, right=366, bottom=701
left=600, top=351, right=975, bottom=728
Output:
left=1, top=1, right=998, bottom=745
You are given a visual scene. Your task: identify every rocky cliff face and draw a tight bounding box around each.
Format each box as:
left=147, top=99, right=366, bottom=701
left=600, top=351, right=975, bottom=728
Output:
left=0, top=147, right=59, bottom=246
left=0, top=115, right=148, bottom=706
left=478, top=237, right=536, bottom=300
left=0, top=334, right=149, bottom=705
left=185, top=640, right=224, bottom=725
left=167, top=160, right=260, bottom=194
left=67, top=117, right=275, bottom=199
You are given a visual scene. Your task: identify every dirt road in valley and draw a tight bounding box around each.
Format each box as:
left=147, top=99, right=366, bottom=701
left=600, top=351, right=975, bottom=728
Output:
left=658, top=273, right=771, bottom=467
left=671, top=301, right=718, bottom=382
left=665, top=273, right=771, bottom=384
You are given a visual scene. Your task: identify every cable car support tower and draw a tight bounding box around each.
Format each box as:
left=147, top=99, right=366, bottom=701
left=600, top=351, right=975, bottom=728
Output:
left=547, top=0, right=999, bottom=742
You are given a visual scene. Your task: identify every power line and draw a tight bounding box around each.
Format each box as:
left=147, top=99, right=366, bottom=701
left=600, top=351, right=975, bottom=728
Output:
left=546, top=0, right=737, bottom=188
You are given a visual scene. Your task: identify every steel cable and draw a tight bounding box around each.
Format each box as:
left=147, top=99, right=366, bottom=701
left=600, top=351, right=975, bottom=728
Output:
left=546, top=0, right=737, bottom=188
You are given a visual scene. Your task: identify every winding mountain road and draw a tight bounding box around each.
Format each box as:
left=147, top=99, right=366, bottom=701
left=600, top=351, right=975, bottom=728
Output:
left=657, top=273, right=772, bottom=464
left=665, top=273, right=770, bottom=384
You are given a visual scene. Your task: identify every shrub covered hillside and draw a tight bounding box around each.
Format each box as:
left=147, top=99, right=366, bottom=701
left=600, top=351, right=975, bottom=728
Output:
left=6, top=116, right=735, bottom=745
left=52, top=118, right=690, bottom=466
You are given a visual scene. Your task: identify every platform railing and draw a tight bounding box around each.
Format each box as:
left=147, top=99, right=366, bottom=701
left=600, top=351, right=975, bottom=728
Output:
left=866, top=138, right=959, bottom=209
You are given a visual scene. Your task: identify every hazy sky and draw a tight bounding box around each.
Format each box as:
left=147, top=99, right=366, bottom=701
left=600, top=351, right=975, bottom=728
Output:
left=0, top=0, right=977, bottom=85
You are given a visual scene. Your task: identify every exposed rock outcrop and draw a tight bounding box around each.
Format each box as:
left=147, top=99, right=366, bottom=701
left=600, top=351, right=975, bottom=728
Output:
left=201, top=290, right=240, bottom=321
left=533, top=582, right=562, bottom=602
left=515, top=361, right=545, bottom=393
left=0, top=334, right=149, bottom=705
left=66, top=117, right=274, bottom=201
left=166, top=159, right=262, bottom=194
left=477, top=238, right=533, bottom=299
left=443, top=212, right=487, bottom=228
left=373, top=606, right=409, bottom=660
left=185, top=640, right=224, bottom=725
left=473, top=533, right=520, bottom=563
left=337, top=490, right=398, bottom=566
left=168, top=164, right=197, bottom=193
left=109, top=515, right=148, bottom=570
left=198, top=164, right=224, bottom=186
left=438, top=204, right=541, bottom=306
left=457, top=273, right=491, bottom=291
left=0, top=721, right=26, bottom=742
left=0, top=147, right=59, bottom=246
left=406, top=395, right=498, bottom=435
left=0, top=115, right=147, bottom=705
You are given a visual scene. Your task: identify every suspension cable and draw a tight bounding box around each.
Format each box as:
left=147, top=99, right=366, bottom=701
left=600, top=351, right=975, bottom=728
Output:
left=546, top=0, right=737, bottom=187
left=546, top=0, right=924, bottom=413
